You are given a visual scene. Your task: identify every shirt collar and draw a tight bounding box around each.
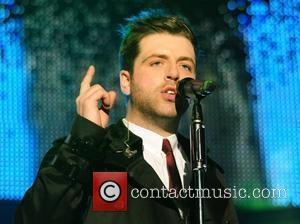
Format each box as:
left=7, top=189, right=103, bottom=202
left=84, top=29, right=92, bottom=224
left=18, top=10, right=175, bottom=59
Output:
left=122, top=119, right=178, bottom=153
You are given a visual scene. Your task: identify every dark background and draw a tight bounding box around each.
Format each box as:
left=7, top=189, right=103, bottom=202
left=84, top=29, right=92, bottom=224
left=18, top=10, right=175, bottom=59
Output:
left=0, top=0, right=299, bottom=223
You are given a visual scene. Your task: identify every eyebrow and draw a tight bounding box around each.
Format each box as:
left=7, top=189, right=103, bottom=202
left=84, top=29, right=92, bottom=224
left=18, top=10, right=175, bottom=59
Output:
left=142, top=54, right=196, bottom=67
left=142, top=54, right=168, bottom=63
left=177, top=56, right=196, bottom=67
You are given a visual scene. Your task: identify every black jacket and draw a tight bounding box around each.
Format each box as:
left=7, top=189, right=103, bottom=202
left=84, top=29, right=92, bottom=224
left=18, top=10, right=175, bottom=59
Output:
left=15, top=116, right=238, bottom=224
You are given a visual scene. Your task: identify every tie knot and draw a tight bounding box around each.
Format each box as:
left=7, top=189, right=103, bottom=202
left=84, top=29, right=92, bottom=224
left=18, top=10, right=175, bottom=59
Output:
left=162, top=139, right=172, bottom=155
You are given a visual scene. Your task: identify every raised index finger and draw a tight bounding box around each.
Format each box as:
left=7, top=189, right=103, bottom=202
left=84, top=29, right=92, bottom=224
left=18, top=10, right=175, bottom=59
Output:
left=80, top=65, right=95, bottom=94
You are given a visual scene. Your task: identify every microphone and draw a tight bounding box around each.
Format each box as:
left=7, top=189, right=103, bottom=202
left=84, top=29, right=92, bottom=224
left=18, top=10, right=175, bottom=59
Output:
left=177, top=77, right=216, bottom=99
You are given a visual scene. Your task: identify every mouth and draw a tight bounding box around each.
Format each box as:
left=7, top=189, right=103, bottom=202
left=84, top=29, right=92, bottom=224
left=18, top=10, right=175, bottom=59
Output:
left=161, top=86, right=177, bottom=101
left=162, top=86, right=177, bottom=94
left=165, top=90, right=176, bottom=95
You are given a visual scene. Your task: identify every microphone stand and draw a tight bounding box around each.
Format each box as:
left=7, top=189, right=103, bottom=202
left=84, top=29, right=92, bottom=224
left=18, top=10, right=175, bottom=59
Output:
left=190, top=96, right=207, bottom=224
left=176, top=77, right=216, bottom=224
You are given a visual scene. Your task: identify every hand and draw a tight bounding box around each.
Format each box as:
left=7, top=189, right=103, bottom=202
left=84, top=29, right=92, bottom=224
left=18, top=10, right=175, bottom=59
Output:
left=76, top=65, right=117, bottom=128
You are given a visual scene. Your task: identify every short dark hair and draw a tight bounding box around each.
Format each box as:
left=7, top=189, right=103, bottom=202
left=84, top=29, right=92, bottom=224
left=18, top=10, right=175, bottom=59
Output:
left=118, top=9, right=197, bottom=74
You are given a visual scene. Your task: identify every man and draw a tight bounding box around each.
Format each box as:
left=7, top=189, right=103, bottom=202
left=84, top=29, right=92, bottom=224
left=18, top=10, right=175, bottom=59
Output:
left=15, top=9, right=238, bottom=224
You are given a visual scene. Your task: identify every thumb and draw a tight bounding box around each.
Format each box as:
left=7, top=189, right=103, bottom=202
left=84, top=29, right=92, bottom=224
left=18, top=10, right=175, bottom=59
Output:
left=99, top=91, right=117, bottom=128
left=108, top=91, right=117, bottom=109
left=102, top=90, right=117, bottom=110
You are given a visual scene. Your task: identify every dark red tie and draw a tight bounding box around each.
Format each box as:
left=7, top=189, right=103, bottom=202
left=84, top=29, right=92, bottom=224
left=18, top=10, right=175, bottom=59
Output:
left=162, top=139, right=182, bottom=193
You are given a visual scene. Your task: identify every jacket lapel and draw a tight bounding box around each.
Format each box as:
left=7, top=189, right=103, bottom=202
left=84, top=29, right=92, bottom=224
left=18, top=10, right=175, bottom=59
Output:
left=100, top=120, right=188, bottom=209
left=91, top=120, right=231, bottom=222
left=100, top=119, right=165, bottom=190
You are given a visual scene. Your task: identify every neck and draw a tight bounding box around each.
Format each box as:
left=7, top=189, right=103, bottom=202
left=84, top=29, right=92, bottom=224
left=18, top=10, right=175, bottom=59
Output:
left=126, top=106, right=180, bottom=137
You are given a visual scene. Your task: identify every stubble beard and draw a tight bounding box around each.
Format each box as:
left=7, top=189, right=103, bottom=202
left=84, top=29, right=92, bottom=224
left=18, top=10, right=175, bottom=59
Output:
left=129, top=84, right=180, bottom=127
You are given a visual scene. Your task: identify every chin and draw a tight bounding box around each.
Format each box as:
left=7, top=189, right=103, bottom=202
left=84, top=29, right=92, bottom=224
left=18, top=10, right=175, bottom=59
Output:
left=157, top=109, right=179, bottom=119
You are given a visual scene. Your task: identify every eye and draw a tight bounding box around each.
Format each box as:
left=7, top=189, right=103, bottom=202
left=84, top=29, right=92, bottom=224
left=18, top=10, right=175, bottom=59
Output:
left=181, top=64, right=192, bottom=72
left=150, top=61, right=163, bottom=67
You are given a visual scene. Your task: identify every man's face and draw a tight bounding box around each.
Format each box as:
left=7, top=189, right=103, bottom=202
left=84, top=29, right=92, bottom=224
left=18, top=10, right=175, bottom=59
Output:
left=125, top=33, right=196, bottom=120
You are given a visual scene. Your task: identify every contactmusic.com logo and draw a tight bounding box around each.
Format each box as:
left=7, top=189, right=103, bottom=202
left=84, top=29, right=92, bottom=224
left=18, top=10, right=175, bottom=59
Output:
left=93, top=172, right=128, bottom=211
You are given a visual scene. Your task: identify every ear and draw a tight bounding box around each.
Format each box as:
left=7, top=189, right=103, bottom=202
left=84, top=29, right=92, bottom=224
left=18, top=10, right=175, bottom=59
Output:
left=120, top=70, right=131, bottom=95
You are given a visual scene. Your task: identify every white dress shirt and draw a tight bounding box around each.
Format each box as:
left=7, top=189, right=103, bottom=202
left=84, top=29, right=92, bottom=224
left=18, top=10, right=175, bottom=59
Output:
left=122, top=119, right=191, bottom=189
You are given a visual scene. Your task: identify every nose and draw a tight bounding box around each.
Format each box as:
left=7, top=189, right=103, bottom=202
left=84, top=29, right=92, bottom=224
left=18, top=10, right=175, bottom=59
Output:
left=165, top=63, right=179, bottom=82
